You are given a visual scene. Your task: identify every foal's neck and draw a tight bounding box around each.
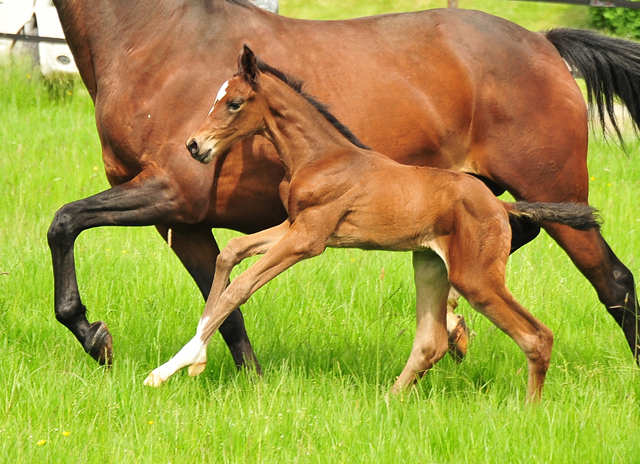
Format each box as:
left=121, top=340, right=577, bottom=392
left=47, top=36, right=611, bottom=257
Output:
left=260, top=76, right=357, bottom=175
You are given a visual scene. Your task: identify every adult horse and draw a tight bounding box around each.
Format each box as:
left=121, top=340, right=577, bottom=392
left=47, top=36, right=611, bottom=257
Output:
left=49, top=0, right=640, bottom=371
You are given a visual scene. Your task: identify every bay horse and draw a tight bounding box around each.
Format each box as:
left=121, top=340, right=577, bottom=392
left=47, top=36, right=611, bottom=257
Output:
left=143, top=47, right=601, bottom=401
left=49, top=0, right=639, bottom=373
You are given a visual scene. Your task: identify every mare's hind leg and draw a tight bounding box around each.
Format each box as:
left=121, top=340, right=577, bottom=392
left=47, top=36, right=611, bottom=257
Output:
left=155, top=226, right=261, bottom=373
left=543, top=224, right=639, bottom=361
left=392, top=250, right=450, bottom=393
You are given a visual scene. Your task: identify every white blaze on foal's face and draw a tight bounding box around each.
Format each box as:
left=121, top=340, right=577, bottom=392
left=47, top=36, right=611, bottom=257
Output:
left=208, top=80, right=229, bottom=115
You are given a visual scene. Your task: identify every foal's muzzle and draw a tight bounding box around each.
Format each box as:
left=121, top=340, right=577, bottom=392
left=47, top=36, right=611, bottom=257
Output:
left=186, top=138, right=213, bottom=164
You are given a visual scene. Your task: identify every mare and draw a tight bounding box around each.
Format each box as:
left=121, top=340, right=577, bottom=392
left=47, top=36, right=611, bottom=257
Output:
left=48, top=0, right=639, bottom=372
left=143, top=47, right=601, bottom=401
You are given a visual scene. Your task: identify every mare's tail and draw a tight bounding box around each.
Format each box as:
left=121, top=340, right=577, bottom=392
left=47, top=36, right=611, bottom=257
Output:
left=544, top=28, right=640, bottom=145
left=504, top=202, right=601, bottom=231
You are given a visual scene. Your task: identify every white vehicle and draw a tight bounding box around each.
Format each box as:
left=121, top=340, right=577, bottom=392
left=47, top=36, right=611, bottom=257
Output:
left=249, top=0, right=278, bottom=13
left=0, top=0, right=77, bottom=76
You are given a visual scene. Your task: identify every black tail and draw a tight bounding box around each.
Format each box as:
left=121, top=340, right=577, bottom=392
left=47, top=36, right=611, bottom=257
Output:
left=507, top=201, right=601, bottom=231
left=545, top=28, right=640, bottom=145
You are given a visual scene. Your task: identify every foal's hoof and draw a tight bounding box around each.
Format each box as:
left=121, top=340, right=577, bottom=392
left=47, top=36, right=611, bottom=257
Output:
left=446, top=313, right=469, bottom=363
left=86, top=321, right=113, bottom=366
left=143, top=372, right=165, bottom=387
left=188, top=363, right=206, bottom=377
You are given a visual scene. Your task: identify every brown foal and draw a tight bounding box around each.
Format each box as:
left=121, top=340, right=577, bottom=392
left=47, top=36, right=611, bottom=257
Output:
left=144, top=47, right=600, bottom=401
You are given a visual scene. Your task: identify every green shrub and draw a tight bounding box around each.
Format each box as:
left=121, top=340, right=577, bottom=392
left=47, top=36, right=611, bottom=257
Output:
left=590, top=4, right=640, bottom=39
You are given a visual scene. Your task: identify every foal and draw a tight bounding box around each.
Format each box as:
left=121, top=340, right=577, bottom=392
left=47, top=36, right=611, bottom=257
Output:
left=144, top=47, right=600, bottom=401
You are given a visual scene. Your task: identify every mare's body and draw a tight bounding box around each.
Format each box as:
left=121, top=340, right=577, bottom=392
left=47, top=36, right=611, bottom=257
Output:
left=48, top=0, right=639, bottom=369
left=143, top=48, right=601, bottom=401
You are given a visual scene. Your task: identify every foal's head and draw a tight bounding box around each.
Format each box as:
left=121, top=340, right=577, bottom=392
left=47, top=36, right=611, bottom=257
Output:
left=186, top=46, right=268, bottom=164
left=188, top=45, right=370, bottom=164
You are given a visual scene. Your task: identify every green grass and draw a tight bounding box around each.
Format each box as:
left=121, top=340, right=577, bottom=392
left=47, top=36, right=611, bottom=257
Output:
left=1, top=2, right=639, bottom=462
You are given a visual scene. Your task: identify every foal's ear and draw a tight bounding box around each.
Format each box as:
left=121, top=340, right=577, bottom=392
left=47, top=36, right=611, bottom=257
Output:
left=238, top=44, right=260, bottom=88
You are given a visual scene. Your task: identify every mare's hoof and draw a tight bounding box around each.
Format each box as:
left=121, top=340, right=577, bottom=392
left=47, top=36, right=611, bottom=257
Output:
left=446, top=313, right=469, bottom=363
left=143, top=372, right=164, bottom=387
left=188, top=363, right=206, bottom=377
left=86, top=321, right=113, bottom=366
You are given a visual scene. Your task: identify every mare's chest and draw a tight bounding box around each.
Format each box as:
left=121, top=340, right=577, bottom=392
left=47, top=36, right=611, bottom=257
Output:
left=94, top=80, right=206, bottom=185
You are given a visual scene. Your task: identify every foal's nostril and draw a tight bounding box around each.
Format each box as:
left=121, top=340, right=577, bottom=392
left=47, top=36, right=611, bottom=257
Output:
left=187, top=139, right=199, bottom=156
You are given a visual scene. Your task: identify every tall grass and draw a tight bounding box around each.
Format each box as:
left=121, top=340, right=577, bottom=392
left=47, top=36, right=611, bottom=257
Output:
left=1, top=2, right=639, bottom=462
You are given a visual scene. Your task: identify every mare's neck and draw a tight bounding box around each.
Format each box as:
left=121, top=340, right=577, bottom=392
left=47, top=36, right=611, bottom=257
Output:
left=260, top=76, right=356, bottom=175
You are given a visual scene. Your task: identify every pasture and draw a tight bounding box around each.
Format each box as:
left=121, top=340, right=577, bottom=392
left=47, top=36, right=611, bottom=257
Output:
left=1, top=1, right=640, bottom=462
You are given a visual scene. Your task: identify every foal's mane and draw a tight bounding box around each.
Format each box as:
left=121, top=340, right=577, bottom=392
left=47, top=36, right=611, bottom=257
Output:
left=255, top=59, right=372, bottom=150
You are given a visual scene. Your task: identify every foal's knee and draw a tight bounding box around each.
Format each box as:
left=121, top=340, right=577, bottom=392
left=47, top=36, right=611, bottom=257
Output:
left=216, top=238, right=245, bottom=271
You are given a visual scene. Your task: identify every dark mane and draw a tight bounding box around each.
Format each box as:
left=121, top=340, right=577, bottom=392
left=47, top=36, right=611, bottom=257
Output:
left=225, top=0, right=253, bottom=7
left=255, top=59, right=372, bottom=150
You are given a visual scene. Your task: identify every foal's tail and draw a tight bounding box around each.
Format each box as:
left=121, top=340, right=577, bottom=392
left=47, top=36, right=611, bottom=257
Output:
left=544, top=28, right=640, bottom=145
left=504, top=201, right=601, bottom=231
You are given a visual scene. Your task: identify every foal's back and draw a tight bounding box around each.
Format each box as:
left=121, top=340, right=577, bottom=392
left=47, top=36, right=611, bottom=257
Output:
left=316, top=148, right=509, bottom=253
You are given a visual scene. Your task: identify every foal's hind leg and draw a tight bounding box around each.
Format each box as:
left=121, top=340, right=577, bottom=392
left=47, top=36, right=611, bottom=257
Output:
left=392, top=250, right=450, bottom=393
left=443, top=215, right=540, bottom=363
left=448, top=248, right=554, bottom=402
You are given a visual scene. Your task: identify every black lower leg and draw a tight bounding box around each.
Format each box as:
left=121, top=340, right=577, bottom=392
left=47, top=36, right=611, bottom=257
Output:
left=49, top=179, right=177, bottom=365
left=602, top=244, right=640, bottom=362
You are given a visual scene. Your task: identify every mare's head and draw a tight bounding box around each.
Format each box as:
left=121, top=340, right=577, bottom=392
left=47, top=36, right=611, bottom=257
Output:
left=187, top=45, right=266, bottom=164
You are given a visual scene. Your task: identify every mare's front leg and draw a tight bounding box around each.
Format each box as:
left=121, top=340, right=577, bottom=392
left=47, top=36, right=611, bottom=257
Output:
left=144, top=219, right=324, bottom=386
left=155, top=226, right=261, bottom=373
left=48, top=174, right=188, bottom=365
left=392, top=250, right=451, bottom=393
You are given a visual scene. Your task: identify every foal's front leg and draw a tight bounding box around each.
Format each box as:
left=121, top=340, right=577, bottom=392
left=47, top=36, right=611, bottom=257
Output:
left=144, top=219, right=321, bottom=386
left=155, top=225, right=266, bottom=374
left=185, top=220, right=292, bottom=377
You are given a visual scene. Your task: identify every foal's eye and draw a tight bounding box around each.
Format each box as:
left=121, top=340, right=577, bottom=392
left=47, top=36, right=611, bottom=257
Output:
left=227, top=101, right=242, bottom=111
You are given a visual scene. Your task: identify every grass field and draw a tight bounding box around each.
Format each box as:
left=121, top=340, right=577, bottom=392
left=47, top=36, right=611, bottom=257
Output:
left=280, top=0, right=591, bottom=30
left=1, top=1, right=640, bottom=462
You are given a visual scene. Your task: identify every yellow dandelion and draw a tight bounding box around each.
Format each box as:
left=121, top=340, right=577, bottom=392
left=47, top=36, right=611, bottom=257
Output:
left=590, top=176, right=595, bottom=181
left=37, top=439, right=46, bottom=446
left=93, top=166, right=99, bottom=171
left=62, top=431, right=70, bottom=437
left=148, top=420, right=154, bottom=425
left=122, top=250, right=127, bottom=254
left=350, top=259, right=356, bottom=262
